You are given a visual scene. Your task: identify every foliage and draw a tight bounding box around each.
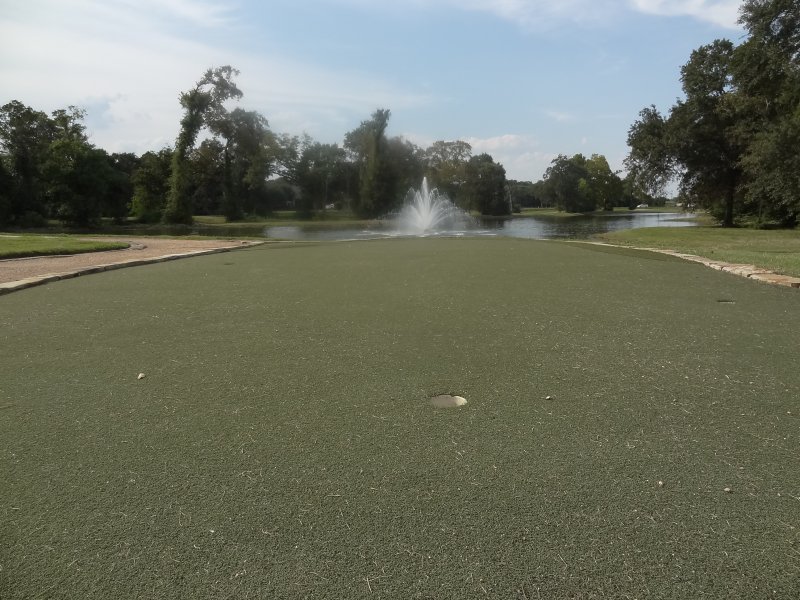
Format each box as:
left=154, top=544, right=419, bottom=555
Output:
left=626, top=0, right=800, bottom=227
left=423, top=140, right=472, bottom=206
left=344, top=108, right=394, bottom=217
left=0, top=101, right=55, bottom=224
left=0, top=101, right=131, bottom=227
left=463, top=153, right=509, bottom=215
left=164, top=66, right=243, bottom=224
left=132, top=149, right=172, bottom=223
left=543, top=154, right=592, bottom=212
left=2, top=70, right=516, bottom=228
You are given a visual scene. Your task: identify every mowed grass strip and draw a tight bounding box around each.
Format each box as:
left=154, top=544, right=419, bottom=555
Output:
left=0, top=234, right=128, bottom=259
left=1, top=238, right=798, bottom=599
left=595, top=226, right=800, bottom=277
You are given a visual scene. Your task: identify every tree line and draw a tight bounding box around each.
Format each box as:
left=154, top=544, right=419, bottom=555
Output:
left=3, top=1, right=795, bottom=229
left=0, top=67, right=512, bottom=228
left=625, top=0, right=799, bottom=227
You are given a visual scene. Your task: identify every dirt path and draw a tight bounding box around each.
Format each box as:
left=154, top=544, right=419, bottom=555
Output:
left=0, top=236, right=263, bottom=292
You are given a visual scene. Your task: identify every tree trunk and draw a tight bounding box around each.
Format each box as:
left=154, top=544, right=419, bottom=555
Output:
left=723, top=186, right=735, bottom=227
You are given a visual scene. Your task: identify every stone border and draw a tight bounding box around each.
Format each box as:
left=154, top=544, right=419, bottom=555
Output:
left=580, top=241, right=800, bottom=289
left=0, top=241, right=265, bottom=296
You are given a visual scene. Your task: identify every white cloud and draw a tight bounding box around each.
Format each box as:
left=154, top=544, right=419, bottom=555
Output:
left=544, top=109, right=576, bottom=123
left=465, top=134, right=554, bottom=181
left=629, top=0, right=741, bottom=29
left=0, top=0, right=433, bottom=153
left=329, top=0, right=740, bottom=29
left=334, top=0, right=622, bottom=28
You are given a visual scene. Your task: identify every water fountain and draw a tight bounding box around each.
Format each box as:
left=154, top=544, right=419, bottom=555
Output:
left=394, top=178, right=474, bottom=235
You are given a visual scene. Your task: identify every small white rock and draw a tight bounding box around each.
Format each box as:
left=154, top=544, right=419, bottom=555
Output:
left=545, top=395, right=553, bottom=400
left=430, top=394, right=467, bottom=408
left=657, top=481, right=664, bottom=488
left=137, top=373, right=146, bottom=380
left=723, top=487, right=732, bottom=493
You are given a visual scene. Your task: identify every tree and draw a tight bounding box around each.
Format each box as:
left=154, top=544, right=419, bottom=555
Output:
left=626, top=41, right=743, bottom=226
left=295, top=142, right=348, bottom=215
left=210, top=108, right=273, bottom=221
left=105, top=152, right=139, bottom=223
left=0, top=101, right=54, bottom=224
left=626, top=2, right=800, bottom=228
left=507, top=180, right=538, bottom=209
left=43, top=140, right=113, bottom=227
left=465, top=153, right=509, bottom=215
left=423, top=140, right=472, bottom=205
left=624, top=106, right=674, bottom=198
left=732, top=0, right=800, bottom=226
left=343, top=108, right=392, bottom=217
left=164, top=66, right=242, bottom=224
left=584, top=154, right=623, bottom=211
left=543, top=154, right=594, bottom=213
left=673, top=40, right=743, bottom=226
left=132, top=148, right=172, bottom=223
left=187, top=139, right=224, bottom=215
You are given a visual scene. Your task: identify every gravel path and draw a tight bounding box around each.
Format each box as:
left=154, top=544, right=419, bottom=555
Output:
left=0, top=237, right=261, bottom=286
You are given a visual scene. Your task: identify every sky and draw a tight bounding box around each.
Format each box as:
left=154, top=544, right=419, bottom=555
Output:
left=0, top=0, right=746, bottom=182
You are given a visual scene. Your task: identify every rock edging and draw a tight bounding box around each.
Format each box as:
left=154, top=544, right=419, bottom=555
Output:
left=582, top=241, right=800, bottom=289
left=0, top=241, right=264, bottom=296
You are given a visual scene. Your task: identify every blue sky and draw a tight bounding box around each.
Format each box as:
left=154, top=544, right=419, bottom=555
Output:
left=0, top=0, right=744, bottom=181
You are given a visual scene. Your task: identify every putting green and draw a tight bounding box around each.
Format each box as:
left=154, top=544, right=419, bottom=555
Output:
left=1, top=238, right=798, bottom=598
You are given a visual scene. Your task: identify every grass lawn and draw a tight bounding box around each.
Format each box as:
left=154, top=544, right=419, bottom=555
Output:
left=1, top=238, right=798, bottom=599
left=194, top=213, right=375, bottom=229
left=594, top=226, right=800, bottom=277
left=0, top=234, right=128, bottom=259
left=518, top=207, right=687, bottom=218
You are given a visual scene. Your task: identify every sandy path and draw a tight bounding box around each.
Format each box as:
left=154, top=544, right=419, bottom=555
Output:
left=0, top=237, right=261, bottom=286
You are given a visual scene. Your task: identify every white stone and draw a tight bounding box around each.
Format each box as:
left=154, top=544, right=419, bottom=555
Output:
left=430, top=394, right=467, bottom=408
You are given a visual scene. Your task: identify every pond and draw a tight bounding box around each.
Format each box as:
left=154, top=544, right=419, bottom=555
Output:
left=261, top=211, right=696, bottom=241
left=94, top=211, right=696, bottom=241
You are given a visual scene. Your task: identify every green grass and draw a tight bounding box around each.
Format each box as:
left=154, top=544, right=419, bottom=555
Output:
left=594, top=226, right=800, bottom=277
left=0, top=234, right=128, bottom=259
left=518, top=206, right=687, bottom=218
left=194, top=213, right=375, bottom=229
left=1, top=238, right=798, bottom=599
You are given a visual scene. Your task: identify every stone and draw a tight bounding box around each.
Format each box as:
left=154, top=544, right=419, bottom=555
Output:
left=430, top=394, right=467, bottom=408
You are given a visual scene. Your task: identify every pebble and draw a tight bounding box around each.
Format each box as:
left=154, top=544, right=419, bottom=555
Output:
left=723, top=487, right=732, bottom=493
left=137, top=373, right=146, bottom=380
left=430, top=394, right=467, bottom=408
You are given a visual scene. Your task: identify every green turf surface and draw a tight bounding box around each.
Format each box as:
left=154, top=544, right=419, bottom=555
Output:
left=595, top=226, right=800, bottom=277
left=1, top=238, right=798, bottom=599
left=0, top=234, right=128, bottom=259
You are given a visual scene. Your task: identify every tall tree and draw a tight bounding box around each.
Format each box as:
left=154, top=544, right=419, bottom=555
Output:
left=423, top=140, right=472, bottom=205
left=583, top=154, right=623, bottom=211
left=0, top=101, right=54, bottom=224
left=163, top=66, right=242, bottom=224
left=132, top=148, right=172, bottom=223
left=732, top=0, right=800, bottom=226
left=465, top=153, right=509, bottom=215
left=105, top=152, right=139, bottom=223
left=673, top=40, right=743, bottom=226
left=344, top=109, right=392, bottom=217
left=544, top=154, right=594, bottom=213
left=624, top=106, right=675, bottom=198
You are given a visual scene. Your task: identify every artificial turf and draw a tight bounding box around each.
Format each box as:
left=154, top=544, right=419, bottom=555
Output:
left=1, top=238, right=798, bottom=599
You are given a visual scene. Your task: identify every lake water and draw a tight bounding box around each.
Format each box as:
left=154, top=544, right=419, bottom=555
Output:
left=262, top=211, right=696, bottom=241
left=99, top=211, right=695, bottom=240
